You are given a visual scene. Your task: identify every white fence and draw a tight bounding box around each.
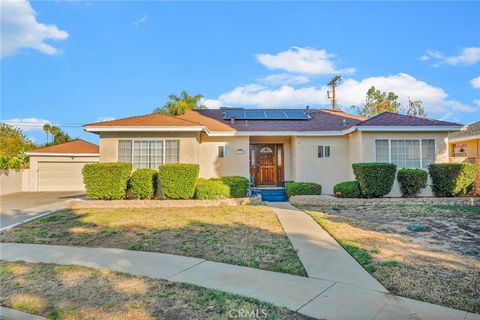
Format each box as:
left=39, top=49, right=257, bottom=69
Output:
left=0, top=169, right=29, bottom=196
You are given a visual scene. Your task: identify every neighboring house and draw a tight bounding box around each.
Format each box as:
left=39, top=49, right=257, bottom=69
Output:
left=448, top=121, right=480, bottom=195
left=26, top=140, right=99, bottom=191
left=83, top=108, right=463, bottom=196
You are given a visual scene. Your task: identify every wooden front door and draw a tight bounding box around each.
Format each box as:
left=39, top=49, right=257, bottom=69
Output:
left=251, top=144, right=284, bottom=186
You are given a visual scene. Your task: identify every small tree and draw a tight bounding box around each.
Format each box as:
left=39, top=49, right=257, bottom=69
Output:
left=0, top=123, right=36, bottom=157
left=153, top=91, right=206, bottom=115
left=403, top=98, right=427, bottom=117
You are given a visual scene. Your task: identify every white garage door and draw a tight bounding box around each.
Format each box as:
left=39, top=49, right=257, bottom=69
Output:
left=38, top=162, right=93, bottom=191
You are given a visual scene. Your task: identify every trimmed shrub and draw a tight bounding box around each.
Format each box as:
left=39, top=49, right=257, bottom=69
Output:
left=216, top=176, right=250, bottom=198
left=285, top=182, right=322, bottom=197
left=158, top=163, right=199, bottom=199
left=333, top=181, right=361, bottom=198
left=352, top=162, right=397, bottom=198
left=129, top=169, right=157, bottom=199
left=397, top=168, right=428, bottom=197
left=195, top=178, right=230, bottom=200
left=82, top=162, right=131, bottom=200
left=429, top=163, right=476, bottom=197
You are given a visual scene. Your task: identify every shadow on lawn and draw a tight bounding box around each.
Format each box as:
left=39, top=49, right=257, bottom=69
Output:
left=0, top=209, right=306, bottom=276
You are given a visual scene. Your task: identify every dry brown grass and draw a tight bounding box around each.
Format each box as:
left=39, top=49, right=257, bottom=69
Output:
left=296, top=204, right=480, bottom=314
left=0, top=261, right=309, bottom=320
left=0, top=205, right=306, bottom=276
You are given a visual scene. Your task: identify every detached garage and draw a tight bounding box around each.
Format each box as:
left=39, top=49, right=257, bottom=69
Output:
left=26, top=140, right=99, bottom=192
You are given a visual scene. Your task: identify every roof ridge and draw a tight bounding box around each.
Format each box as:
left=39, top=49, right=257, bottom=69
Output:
left=83, top=112, right=203, bottom=127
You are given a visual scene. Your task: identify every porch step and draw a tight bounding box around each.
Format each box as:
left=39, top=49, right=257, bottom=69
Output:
left=251, top=188, right=288, bottom=202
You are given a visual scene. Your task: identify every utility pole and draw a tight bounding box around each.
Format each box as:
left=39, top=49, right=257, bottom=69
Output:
left=327, top=75, right=342, bottom=109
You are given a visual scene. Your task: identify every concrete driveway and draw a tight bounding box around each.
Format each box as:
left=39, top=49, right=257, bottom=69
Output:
left=0, top=192, right=84, bottom=229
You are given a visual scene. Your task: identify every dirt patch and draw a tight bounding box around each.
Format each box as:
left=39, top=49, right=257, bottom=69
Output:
left=295, top=203, right=480, bottom=314
left=0, top=205, right=306, bottom=276
left=0, top=261, right=310, bottom=320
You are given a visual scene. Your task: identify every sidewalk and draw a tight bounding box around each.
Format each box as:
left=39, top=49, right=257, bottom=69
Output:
left=268, top=202, right=386, bottom=292
left=1, top=243, right=477, bottom=320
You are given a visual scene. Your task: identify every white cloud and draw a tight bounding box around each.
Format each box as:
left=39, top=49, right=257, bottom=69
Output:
left=1, top=0, right=69, bottom=57
left=256, top=47, right=355, bottom=75
left=133, top=14, right=147, bottom=27
left=96, top=116, right=116, bottom=122
left=2, top=117, right=50, bottom=132
left=421, top=47, right=480, bottom=66
left=471, top=76, right=480, bottom=89
left=209, top=73, right=476, bottom=118
left=202, top=98, right=223, bottom=109
left=258, top=73, right=310, bottom=85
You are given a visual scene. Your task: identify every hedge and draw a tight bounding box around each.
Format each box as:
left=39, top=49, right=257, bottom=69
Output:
left=397, top=168, right=428, bottom=197
left=352, top=163, right=396, bottom=198
left=285, top=182, right=322, bottom=197
left=214, top=176, right=249, bottom=198
left=195, top=178, right=230, bottom=200
left=158, top=164, right=199, bottom=199
left=129, top=169, right=157, bottom=199
left=333, top=181, right=361, bottom=198
left=429, top=163, right=476, bottom=197
left=82, top=162, right=131, bottom=200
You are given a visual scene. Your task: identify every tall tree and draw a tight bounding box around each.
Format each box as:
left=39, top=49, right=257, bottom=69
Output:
left=43, top=123, right=51, bottom=144
left=352, top=86, right=427, bottom=118
left=0, top=123, right=36, bottom=157
left=46, top=125, right=73, bottom=145
left=153, top=91, right=206, bottom=115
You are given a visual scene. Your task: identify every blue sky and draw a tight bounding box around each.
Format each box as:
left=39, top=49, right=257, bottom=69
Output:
left=1, top=1, right=479, bottom=144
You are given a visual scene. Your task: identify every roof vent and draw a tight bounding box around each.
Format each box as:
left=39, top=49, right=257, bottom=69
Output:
left=342, top=119, right=347, bottom=125
left=230, top=116, right=235, bottom=124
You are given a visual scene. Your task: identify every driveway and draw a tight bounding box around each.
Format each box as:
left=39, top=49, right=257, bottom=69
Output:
left=0, top=192, right=84, bottom=229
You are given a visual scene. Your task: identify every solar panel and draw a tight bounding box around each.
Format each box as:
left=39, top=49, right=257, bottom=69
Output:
left=223, top=109, right=310, bottom=120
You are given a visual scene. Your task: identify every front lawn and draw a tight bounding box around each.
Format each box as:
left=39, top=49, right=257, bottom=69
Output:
left=293, top=203, right=480, bottom=314
left=0, top=205, right=306, bottom=276
left=0, top=261, right=310, bottom=320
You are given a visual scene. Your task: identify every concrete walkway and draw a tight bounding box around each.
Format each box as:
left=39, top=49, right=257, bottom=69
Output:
left=1, top=243, right=478, bottom=320
left=0, top=306, right=46, bottom=320
left=267, top=202, right=386, bottom=292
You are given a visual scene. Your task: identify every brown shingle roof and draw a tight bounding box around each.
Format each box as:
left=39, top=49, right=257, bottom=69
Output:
left=29, top=140, right=99, bottom=154
left=84, top=112, right=201, bottom=127
left=356, top=112, right=462, bottom=127
left=449, top=121, right=480, bottom=139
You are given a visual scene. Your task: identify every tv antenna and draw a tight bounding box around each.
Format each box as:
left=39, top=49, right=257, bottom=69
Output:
left=327, top=75, right=342, bottom=109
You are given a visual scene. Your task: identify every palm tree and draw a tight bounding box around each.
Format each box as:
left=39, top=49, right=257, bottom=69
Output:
left=153, top=91, right=206, bottom=115
left=43, top=123, right=51, bottom=144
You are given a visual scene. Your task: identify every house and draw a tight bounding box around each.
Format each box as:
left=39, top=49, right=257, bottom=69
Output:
left=448, top=121, right=480, bottom=194
left=26, top=140, right=99, bottom=191
left=81, top=108, right=463, bottom=196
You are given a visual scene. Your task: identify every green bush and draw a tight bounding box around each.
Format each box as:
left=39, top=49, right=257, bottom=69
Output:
left=285, top=182, right=322, bottom=197
left=82, top=162, right=131, bottom=200
left=333, top=181, right=362, bottom=198
left=397, top=168, right=428, bottom=197
left=352, top=163, right=397, bottom=198
left=129, top=169, right=157, bottom=199
left=214, top=176, right=250, bottom=198
left=195, top=179, right=230, bottom=200
left=429, top=163, right=477, bottom=197
left=158, top=164, right=199, bottom=199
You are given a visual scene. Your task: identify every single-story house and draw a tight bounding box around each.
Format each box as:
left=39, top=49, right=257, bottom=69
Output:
left=80, top=108, right=463, bottom=196
left=448, top=121, right=480, bottom=194
left=26, top=139, right=99, bottom=191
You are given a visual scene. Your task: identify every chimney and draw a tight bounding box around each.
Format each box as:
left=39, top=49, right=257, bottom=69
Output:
left=230, top=116, right=236, bottom=124
left=306, top=105, right=310, bottom=111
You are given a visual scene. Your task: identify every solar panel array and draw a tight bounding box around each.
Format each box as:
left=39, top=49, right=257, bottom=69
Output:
left=222, top=109, right=311, bottom=120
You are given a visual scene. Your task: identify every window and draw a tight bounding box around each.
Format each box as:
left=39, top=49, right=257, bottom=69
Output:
left=250, top=145, right=256, bottom=165
left=118, top=139, right=179, bottom=169
left=375, top=139, right=435, bottom=169
left=318, top=145, right=330, bottom=158
left=218, top=145, right=230, bottom=159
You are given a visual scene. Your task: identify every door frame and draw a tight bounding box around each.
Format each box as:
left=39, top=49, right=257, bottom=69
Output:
left=250, top=144, right=284, bottom=187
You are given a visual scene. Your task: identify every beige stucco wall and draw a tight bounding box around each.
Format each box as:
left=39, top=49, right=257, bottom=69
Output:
left=198, top=134, right=250, bottom=178
left=0, top=169, right=29, bottom=195
left=292, top=136, right=351, bottom=194
left=355, top=131, right=449, bottom=197
left=28, top=155, right=99, bottom=191
left=449, top=138, right=479, bottom=158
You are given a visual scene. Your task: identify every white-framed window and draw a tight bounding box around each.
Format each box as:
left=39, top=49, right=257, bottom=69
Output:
left=118, top=139, right=179, bottom=169
left=318, top=145, right=331, bottom=158
left=375, top=139, right=435, bottom=169
left=218, top=145, right=230, bottom=158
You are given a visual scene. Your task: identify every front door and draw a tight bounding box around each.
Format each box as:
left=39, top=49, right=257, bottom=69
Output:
left=257, top=145, right=276, bottom=185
